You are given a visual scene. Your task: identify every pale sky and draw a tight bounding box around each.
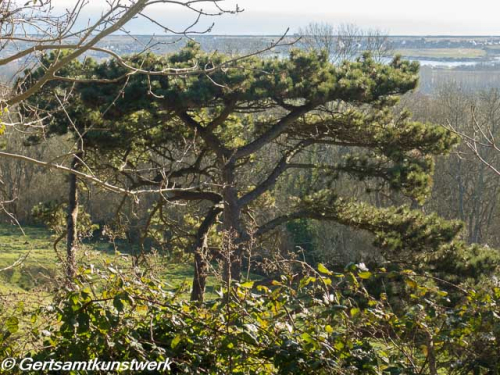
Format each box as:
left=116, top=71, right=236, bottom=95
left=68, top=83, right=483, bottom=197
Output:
left=53, top=0, right=500, bottom=35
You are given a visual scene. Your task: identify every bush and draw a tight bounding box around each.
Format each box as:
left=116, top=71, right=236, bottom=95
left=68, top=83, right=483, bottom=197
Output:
left=1, top=263, right=494, bottom=374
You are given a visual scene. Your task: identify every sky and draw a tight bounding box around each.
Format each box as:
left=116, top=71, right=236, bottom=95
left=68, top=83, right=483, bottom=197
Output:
left=52, top=0, right=500, bottom=35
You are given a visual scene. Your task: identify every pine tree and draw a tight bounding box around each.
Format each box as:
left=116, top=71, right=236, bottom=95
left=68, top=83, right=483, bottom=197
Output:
left=26, top=43, right=461, bottom=300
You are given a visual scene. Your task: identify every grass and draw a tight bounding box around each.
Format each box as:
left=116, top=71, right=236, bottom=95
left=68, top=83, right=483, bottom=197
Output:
left=0, top=224, right=222, bottom=298
left=0, top=224, right=232, bottom=349
left=0, top=223, right=265, bottom=355
left=395, top=48, right=487, bottom=59
left=0, top=225, right=57, bottom=293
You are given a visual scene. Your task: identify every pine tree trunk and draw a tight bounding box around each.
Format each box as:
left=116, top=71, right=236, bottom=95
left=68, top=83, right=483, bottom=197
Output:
left=66, top=155, right=80, bottom=280
left=221, top=160, right=247, bottom=284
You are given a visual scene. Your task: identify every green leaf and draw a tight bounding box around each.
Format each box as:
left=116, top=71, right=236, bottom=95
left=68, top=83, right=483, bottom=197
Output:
left=240, top=281, right=254, bottom=289
left=77, top=313, right=90, bottom=333
left=113, top=295, right=125, bottom=312
left=6, top=316, right=19, bottom=334
left=318, top=263, right=332, bottom=275
left=171, top=334, right=182, bottom=349
left=70, top=294, right=80, bottom=305
left=334, top=341, right=345, bottom=351
left=299, top=276, right=316, bottom=288
left=350, top=307, right=361, bottom=318
left=322, top=278, right=332, bottom=286
left=358, top=271, right=373, bottom=279
left=301, top=332, right=315, bottom=344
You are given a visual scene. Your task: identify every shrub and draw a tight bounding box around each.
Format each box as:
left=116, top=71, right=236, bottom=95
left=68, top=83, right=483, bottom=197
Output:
left=5, top=263, right=495, bottom=374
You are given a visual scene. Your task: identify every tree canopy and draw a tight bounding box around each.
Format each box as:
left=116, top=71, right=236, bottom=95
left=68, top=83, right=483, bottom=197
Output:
left=23, top=42, right=462, bottom=301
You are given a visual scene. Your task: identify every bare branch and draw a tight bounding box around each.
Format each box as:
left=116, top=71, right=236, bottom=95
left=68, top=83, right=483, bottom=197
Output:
left=0, top=150, right=199, bottom=196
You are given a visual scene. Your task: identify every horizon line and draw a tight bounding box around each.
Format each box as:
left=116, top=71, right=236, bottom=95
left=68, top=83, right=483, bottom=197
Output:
left=114, top=34, right=500, bottom=38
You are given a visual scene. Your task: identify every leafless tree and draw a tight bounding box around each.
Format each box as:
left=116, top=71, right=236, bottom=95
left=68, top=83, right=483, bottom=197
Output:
left=404, top=85, right=500, bottom=246
left=445, top=89, right=500, bottom=244
left=297, top=22, right=337, bottom=58
left=363, top=27, right=393, bottom=62
left=298, top=22, right=393, bottom=63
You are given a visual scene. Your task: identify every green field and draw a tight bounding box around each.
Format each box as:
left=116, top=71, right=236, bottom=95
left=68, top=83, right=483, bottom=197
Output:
left=396, top=48, right=487, bottom=59
left=0, top=224, right=219, bottom=298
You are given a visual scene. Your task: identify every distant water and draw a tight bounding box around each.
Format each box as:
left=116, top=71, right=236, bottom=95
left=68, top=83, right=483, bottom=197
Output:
left=414, top=60, right=478, bottom=68
left=409, top=56, right=500, bottom=68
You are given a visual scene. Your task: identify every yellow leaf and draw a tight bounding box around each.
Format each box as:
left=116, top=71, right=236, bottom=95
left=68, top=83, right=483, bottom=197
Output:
left=406, top=279, right=418, bottom=289
left=240, top=281, right=254, bottom=289
left=334, top=341, right=344, bottom=351
left=256, top=285, right=270, bottom=293
left=350, top=307, right=361, bottom=317
left=171, top=335, right=182, bottom=349
left=322, top=278, right=332, bottom=286
left=358, top=271, right=372, bottom=279
left=318, top=263, right=332, bottom=275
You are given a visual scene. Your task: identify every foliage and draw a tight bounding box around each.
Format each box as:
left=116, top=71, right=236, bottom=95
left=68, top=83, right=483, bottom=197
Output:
left=18, top=43, right=466, bottom=294
left=31, top=201, right=97, bottom=239
left=1, top=263, right=497, bottom=374
left=286, top=218, right=316, bottom=262
left=3, top=26, right=500, bottom=375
